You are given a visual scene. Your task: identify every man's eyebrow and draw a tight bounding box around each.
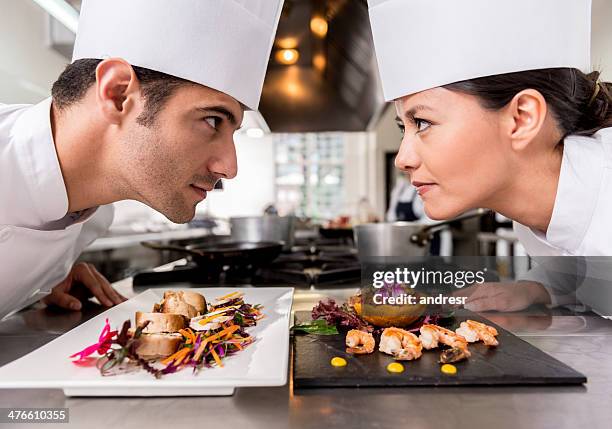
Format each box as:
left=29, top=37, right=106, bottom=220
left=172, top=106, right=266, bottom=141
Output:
left=196, top=105, right=240, bottom=128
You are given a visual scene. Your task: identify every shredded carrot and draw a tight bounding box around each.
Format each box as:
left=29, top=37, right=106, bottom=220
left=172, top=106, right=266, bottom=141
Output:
left=161, top=347, right=190, bottom=366
left=161, top=350, right=182, bottom=365
left=193, top=325, right=240, bottom=361
left=178, top=329, right=195, bottom=344
left=196, top=313, right=231, bottom=326
left=210, top=324, right=239, bottom=341
left=216, top=291, right=241, bottom=301
left=175, top=348, right=192, bottom=366
left=210, top=346, right=223, bottom=367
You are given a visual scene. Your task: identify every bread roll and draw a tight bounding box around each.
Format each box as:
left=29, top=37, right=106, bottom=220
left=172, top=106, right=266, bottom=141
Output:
left=135, top=312, right=186, bottom=333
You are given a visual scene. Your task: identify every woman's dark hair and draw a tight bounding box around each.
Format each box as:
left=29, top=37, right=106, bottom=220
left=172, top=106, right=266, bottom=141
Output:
left=444, top=68, right=612, bottom=138
left=51, top=58, right=189, bottom=126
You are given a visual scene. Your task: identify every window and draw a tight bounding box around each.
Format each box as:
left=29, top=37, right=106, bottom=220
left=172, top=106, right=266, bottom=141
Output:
left=275, top=133, right=345, bottom=219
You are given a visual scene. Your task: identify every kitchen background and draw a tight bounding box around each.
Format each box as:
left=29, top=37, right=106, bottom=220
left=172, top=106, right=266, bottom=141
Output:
left=2, top=0, right=612, bottom=283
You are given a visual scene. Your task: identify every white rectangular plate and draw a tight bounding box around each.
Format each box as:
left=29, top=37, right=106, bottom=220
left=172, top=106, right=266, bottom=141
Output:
left=0, top=287, right=294, bottom=397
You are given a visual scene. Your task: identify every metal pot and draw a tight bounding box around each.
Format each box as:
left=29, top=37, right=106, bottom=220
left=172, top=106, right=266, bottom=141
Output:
left=354, top=209, right=488, bottom=261
left=230, top=215, right=296, bottom=251
left=355, top=222, right=429, bottom=260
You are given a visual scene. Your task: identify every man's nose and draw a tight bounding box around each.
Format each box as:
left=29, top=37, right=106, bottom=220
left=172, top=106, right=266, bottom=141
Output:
left=395, top=135, right=421, bottom=173
left=209, top=136, right=238, bottom=180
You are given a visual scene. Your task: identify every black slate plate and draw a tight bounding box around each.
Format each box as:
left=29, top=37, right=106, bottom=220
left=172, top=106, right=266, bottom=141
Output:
left=292, top=309, right=587, bottom=388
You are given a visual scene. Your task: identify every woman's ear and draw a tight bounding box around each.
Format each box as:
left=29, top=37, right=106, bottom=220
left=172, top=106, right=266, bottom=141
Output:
left=505, top=89, right=547, bottom=152
left=94, top=58, right=141, bottom=124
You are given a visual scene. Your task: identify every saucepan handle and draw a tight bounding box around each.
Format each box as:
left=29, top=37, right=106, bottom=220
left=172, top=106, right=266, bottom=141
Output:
left=410, top=208, right=490, bottom=247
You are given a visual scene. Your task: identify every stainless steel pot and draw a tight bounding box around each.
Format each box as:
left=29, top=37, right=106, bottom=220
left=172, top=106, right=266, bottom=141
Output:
left=354, top=209, right=488, bottom=261
left=355, top=222, right=430, bottom=260
left=230, top=215, right=296, bottom=251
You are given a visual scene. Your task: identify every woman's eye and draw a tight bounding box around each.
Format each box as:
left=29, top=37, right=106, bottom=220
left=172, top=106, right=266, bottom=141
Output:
left=204, top=116, right=220, bottom=129
left=396, top=122, right=405, bottom=137
left=414, top=118, right=432, bottom=133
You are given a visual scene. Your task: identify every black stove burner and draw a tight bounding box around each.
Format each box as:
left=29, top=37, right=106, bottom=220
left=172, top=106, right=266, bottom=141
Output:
left=132, top=245, right=361, bottom=288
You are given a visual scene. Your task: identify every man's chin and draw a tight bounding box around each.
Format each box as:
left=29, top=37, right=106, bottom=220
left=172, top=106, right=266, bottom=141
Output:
left=153, top=203, right=196, bottom=224
left=164, top=209, right=196, bottom=224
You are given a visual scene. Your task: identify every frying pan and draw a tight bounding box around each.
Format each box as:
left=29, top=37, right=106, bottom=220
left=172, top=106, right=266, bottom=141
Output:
left=141, top=240, right=283, bottom=269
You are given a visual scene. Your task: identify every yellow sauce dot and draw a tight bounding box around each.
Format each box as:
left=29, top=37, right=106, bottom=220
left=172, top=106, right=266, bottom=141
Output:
left=386, top=362, right=405, bottom=373
left=441, top=364, right=457, bottom=375
left=331, top=357, right=347, bottom=367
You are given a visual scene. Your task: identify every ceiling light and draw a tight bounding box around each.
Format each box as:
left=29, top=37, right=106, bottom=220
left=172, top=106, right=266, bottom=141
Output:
left=275, top=49, right=299, bottom=65
left=313, top=53, right=326, bottom=72
left=310, top=16, right=328, bottom=38
left=277, top=37, right=298, bottom=50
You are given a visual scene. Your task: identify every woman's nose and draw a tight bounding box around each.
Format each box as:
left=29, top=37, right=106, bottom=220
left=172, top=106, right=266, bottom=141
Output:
left=394, top=135, right=421, bottom=172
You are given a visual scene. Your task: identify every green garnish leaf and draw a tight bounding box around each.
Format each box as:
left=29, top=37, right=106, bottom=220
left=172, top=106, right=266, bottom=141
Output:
left=291, top=320, right=339, bottom=335
left=234, top=313, right=244, bottom=325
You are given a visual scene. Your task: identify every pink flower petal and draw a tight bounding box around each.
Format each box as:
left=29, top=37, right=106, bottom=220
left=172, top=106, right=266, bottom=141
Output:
left=70, top=319, right=118, bottom=362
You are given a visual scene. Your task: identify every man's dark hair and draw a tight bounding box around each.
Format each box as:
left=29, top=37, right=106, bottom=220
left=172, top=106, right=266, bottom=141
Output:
left=51, top=58, right=190, bottom=126
left=445, top=68, right=612, bottom=138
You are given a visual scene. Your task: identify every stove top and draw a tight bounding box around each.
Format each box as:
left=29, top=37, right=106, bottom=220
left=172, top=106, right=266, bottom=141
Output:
left=132, top=243, right=362, bottom=288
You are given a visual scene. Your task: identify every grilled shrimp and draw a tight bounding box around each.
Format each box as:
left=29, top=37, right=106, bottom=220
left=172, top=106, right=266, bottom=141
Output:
left=379, top=327, right=423, bottom=361
left=419, top=324, right=440, bottom=350
left=419, top=324, right=471, bottom=363
left=345, top=329, right=375, bottom=354
left=456, top=320, right=499, bottom=346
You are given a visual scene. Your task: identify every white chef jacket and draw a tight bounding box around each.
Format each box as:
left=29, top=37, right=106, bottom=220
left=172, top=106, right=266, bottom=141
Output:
left=514, top=127, right=612, bottom=312
left=0, top=97, right=114, bottom=321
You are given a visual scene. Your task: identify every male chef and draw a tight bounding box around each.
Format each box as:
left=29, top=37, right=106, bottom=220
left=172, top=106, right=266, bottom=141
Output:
left=0, top=0, right=284, bottom=320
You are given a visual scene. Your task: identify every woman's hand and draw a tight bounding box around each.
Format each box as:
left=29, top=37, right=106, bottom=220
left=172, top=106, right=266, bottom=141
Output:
left=42, top=262, right=127, bottom=310
left=453, top=281, right=551, bottom=312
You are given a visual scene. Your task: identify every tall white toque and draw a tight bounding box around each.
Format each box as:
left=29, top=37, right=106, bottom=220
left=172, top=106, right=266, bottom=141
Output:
left=368, top=0, right=592, bottom=102
left=72, top=0, right=285, bottom=110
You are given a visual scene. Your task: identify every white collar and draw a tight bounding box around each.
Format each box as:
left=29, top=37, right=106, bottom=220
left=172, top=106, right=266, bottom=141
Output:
left=12, top=97, right=69, bottom=224
left=516, top=129, right=608, bottom=254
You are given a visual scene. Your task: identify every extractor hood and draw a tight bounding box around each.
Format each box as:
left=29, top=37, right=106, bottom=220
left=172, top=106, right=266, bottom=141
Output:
left=45, top=0, right=386, bottom=133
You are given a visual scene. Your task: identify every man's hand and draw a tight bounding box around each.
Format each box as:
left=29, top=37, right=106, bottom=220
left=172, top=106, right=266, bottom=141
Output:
left=42, top=262, right=127, bottom=311
left=453, top=281, right=551, bottom=312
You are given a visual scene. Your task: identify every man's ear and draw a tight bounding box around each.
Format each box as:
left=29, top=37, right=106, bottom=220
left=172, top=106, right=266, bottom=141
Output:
left=94, top=58, right=141, bottom=124
left=504, top=89, right=547, bottom=152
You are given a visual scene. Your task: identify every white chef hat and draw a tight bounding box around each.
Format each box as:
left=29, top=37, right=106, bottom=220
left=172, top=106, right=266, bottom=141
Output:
left=72, top=0, right=284, bottom=110
left=368, top=0, right=592, bottom=102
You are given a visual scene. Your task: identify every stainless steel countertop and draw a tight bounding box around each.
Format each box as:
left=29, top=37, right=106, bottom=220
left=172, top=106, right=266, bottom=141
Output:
left=1, top=285, right=611, bottom=429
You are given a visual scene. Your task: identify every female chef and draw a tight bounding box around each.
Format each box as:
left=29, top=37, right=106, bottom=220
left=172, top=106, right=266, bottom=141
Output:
left=367, top=0, right=612, bottom=311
